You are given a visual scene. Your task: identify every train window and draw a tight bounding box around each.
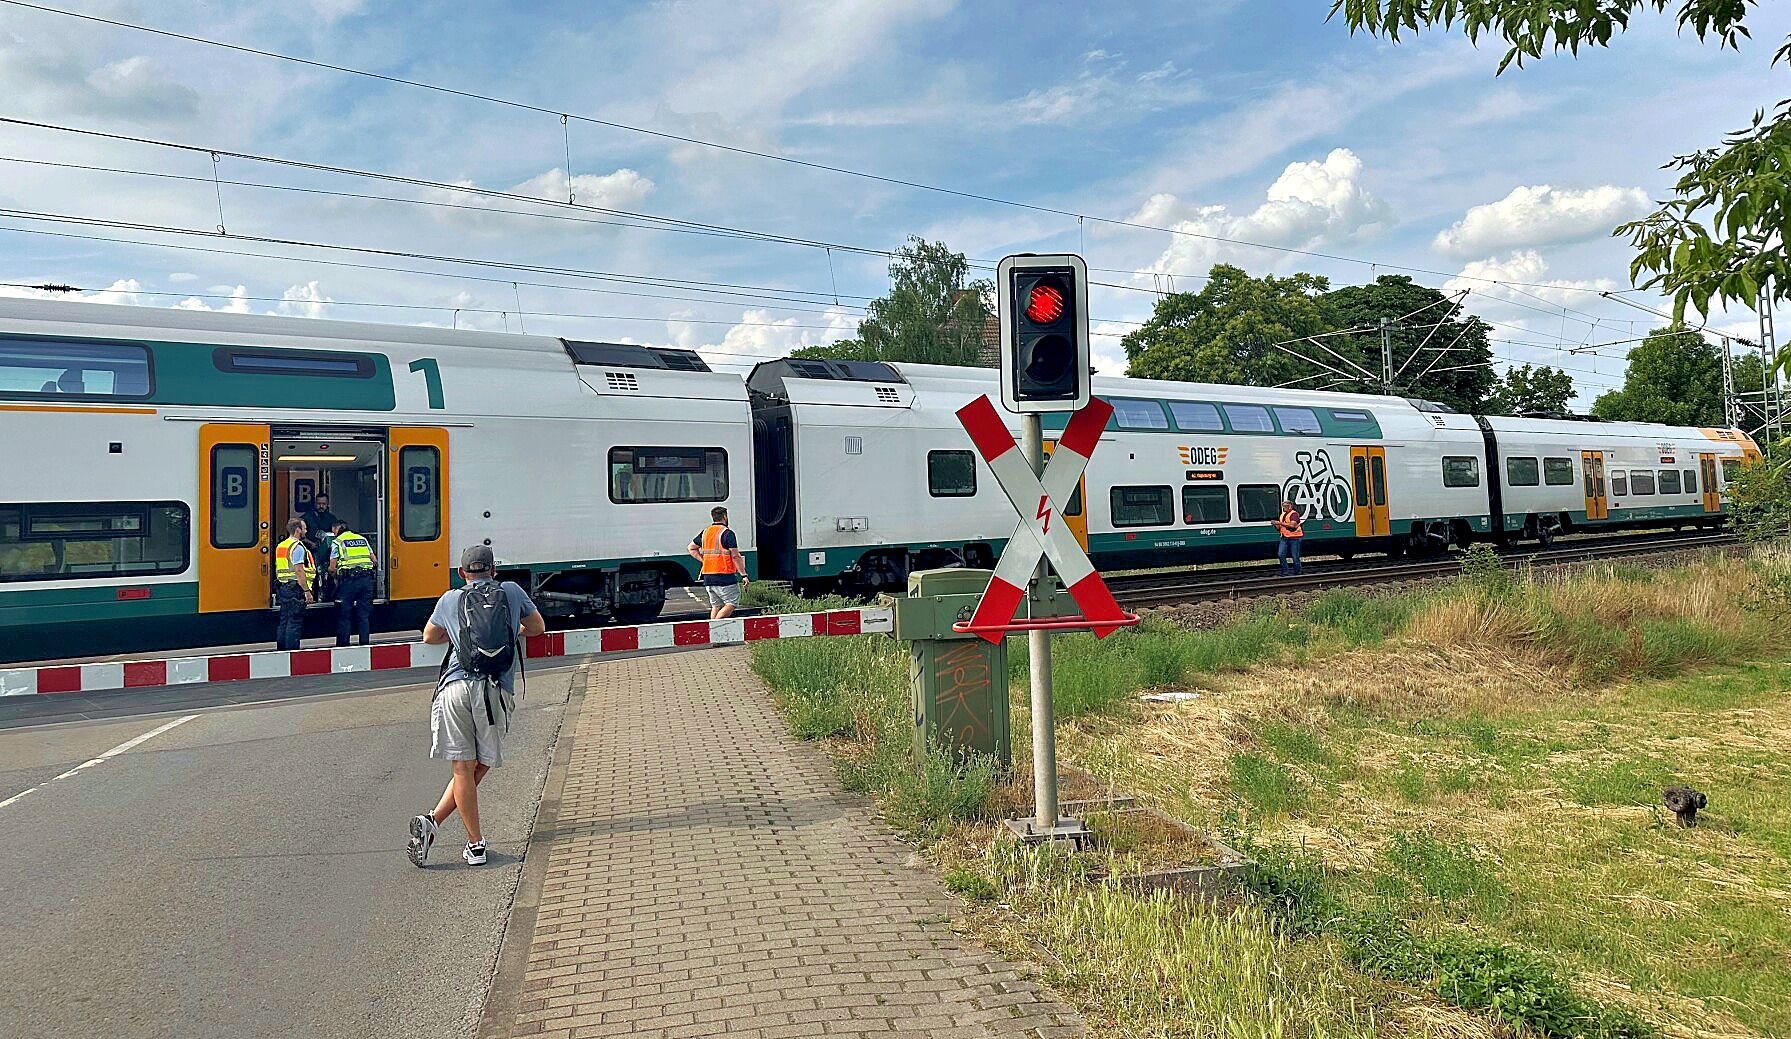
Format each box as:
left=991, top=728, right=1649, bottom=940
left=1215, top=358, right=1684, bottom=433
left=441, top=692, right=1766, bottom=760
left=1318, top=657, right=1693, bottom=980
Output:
left=1110, top=486, right=1174, bottom=528
left=1659, top=469, right=1682, bottom=494
left=927, top=450, right=977, bottom=497
left=1353, top=455, right=1369, bottom=506
left=1237, top=484, right=1281, bottom=522
left=1064, top=482, right=1083, bottom=517
left=0, top=501, right=188, bottom=583
left=399, top=446, right=442, bottom=539
left=1272, top=407, right=1321, bottom=435
left=1722, top=459, right=1741, bottom=482
left=1629, top=470, right=1656, bottom=495
left=1182, top=486, right=1231, bottom=525
left=1167, top=401, right=1223, bottom=432
left=1611, top=472, right=1629, bottom=496
left=213, top=347, right=374, bottom=379
left=1223, top=404, right=1274, bottom=433
left=1442, top=456, right=1480, bottom=488
left=608, top=447, right=729, bottom=504
left=1111, top=398, right=1169, bottom=430
left=210, top=445, right=260, bottom=548
left=1370, top=455, right=1387, bottom=506
left=1506, top=457, right=1540, bottom=486
left=1544, top=457, right=1574, bottom=485
left=0, top=338, right=151, bottom=399
left=1683, top=468, right=1698, bottom=493
left=1329, top=409, right=1372, bottom=423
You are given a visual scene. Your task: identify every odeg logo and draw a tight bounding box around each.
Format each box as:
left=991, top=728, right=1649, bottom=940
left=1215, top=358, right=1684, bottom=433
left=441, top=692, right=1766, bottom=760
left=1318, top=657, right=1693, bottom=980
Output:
left=1177, top=445, right=1229, bottom=466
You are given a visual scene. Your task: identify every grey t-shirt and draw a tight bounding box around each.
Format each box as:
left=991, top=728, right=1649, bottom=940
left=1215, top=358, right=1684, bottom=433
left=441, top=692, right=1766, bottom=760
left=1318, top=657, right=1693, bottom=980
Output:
left=430, top=580, right=538, bottom=692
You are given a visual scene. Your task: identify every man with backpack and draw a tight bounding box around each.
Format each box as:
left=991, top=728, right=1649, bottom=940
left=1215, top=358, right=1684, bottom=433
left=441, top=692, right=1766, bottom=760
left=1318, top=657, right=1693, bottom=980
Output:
left=408, top=545, right=546, bottom=868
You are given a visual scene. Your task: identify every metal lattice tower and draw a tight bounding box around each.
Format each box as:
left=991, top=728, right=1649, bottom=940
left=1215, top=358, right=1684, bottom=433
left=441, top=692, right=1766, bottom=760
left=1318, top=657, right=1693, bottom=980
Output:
left=1761, top=282, right=1781, bottom=442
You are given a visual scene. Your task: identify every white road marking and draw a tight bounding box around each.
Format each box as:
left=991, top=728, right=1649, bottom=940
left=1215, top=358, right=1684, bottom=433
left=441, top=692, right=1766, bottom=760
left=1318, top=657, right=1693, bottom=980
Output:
left=0, top=714, right=197, bottom=810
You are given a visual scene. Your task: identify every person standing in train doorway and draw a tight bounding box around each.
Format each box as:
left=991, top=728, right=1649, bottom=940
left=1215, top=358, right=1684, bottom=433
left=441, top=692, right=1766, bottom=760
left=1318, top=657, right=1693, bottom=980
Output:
left=1275, top=499, right=1305, bottom=576
left=274, top=518, right=314, bottom=650
left=688, top=506, right=748, bottom=619
left=329, top=519, right=378, bottom=647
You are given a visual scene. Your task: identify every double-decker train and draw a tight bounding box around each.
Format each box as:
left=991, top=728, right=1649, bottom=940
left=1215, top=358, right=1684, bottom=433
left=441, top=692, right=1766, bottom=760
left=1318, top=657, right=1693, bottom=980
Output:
left=0, top=298, right=1758, bottom=663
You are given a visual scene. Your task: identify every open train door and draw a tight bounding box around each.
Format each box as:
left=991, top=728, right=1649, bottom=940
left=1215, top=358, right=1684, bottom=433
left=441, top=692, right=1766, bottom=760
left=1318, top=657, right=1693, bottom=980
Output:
left=1699, top=453, right=1721, bottom=513
left=1043, top=440, right=1090, bottom=551
left=1350, top=446, right=1389, bottom=537
left=198, top=423, right=272, bottom=612
left=1581, top=451, right=1609, bottom=521
left=387, top=428, right=451, bottom=602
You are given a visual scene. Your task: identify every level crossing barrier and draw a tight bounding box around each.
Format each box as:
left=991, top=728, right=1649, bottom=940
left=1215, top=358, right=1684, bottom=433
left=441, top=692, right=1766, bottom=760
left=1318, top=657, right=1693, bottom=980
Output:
left=0, top=606, right=893, bottom=697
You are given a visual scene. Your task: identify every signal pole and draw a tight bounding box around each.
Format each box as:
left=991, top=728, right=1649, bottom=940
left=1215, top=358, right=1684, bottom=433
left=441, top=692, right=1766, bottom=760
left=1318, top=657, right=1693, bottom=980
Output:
left=1379, top=317, right=1394, bottom=394
left=1019, top=412, right=1059, bottom=833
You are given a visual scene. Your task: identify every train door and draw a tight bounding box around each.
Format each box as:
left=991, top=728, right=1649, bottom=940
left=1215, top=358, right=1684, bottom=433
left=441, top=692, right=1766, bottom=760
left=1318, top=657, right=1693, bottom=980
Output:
left=1581, top=451, right=1609, bottom=520
left=198, top=423, right=273, bottom=612
left=387, top=428, right=451, bottom=601
left=1042, top=441, right=1089, bottom=551
left=1698, top=454, right=1721, bottom=512
left=1350, top=446, right=1389, bottom=537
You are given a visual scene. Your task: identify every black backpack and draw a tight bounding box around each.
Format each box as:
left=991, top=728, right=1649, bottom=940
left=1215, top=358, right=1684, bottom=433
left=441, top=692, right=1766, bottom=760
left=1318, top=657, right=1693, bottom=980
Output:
left=455, top=582, right=517, bottom=680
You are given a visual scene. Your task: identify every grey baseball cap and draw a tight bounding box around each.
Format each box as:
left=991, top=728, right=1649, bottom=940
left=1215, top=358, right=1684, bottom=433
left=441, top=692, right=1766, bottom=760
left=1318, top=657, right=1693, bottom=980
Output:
left=460, top=544, right=495, bottom=573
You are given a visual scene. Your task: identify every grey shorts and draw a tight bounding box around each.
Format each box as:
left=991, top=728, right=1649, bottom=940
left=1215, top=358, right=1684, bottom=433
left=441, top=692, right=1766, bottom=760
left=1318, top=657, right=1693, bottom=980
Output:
left=705, top=582, right=742, bottom=608
left=430, top=679, right=510, bottom=767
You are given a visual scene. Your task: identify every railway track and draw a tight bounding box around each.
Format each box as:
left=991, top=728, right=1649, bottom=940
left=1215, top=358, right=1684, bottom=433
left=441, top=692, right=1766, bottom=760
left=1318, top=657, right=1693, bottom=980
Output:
left=1110, top=531, right=1742, bottom=610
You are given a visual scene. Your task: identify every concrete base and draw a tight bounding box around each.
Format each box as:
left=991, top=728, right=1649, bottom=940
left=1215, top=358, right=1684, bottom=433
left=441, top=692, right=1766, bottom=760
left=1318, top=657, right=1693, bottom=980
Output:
left=1002, top=815, right=1095, bottom=848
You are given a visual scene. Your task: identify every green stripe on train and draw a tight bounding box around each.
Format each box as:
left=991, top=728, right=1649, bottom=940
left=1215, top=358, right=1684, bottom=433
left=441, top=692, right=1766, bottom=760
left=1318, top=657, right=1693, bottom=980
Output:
left=0, top=582, right=200, bottom=628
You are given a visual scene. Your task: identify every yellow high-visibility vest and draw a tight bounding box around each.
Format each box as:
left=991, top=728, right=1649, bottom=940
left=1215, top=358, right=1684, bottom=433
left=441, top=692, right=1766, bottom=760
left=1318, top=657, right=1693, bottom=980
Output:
left=275, top=537, right=313, bottom=583
left=335, top=530, right=375, bottom=571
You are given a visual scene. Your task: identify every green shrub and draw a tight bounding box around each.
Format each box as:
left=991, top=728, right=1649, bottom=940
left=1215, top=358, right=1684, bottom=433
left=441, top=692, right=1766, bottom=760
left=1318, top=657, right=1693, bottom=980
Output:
left=1380, top=831, right=1507, bottom=911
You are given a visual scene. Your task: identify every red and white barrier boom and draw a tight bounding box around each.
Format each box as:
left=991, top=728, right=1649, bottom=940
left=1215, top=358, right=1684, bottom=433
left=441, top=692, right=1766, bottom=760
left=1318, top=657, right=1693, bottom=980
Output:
left=0, top=607, right=892, bottom=697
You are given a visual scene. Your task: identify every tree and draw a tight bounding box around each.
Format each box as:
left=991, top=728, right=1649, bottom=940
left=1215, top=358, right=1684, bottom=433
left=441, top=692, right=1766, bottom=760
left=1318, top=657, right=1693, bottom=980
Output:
left=1330, top=2, right=1789, bottom=355
left=792, top=238, right=992, bottom=366
left=1123, top=264, right=1335, bottom=385
left=1590, top=324, right=1725, bottom=425
left=1320, top=274, right=1495, bottom=411
left=1483, top=363, right=1577, bottom=415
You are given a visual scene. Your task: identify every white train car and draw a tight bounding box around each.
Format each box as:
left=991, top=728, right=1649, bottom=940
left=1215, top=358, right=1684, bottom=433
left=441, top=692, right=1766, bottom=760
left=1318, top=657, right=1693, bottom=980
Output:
left=748, top=358, right=1014, bottom=592
left=1485, top=416, right=1749, bottom=540
left=0, top=298, right=752, bottom=662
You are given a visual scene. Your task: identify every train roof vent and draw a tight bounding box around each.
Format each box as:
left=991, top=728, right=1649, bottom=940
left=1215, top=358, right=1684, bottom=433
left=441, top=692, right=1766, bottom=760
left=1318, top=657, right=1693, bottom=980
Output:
left=874, top=386, right=902, bottom=403
left=562, top=340, right=712, bottom=373
left=744, top=357, right=910, bottom=400
left=1403, top=396, right=1454, bottom=414
left=605, top=371, right=640, bottom=392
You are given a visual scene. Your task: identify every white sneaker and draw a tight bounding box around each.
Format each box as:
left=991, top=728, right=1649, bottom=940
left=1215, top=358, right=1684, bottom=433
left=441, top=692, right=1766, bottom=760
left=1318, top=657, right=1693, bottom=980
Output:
left=463, top=841, right=488, bottom=866
left=408, top=814, right=438, bottom=868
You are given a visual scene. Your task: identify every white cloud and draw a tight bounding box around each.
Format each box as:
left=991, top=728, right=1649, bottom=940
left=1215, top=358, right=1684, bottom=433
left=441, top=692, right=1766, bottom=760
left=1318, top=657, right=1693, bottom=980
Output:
left=1132, top=148, right=1393, bottom=277
left=0, top=33, right=198, bottom=121
left=664, top=307, right=858, bottom=361
left=274, top=282, right=333, bottom=319
left=1434, top=185, right=1651, bottom=257
left=308, top=0, right=366, bottom=22
left=1444, top=250, right=1617, bottom=313
left=425, top=167, right=655, bottom=232
left=176, top=286, right=251, bottom=313
left=167, top=273, right=200, bottom=284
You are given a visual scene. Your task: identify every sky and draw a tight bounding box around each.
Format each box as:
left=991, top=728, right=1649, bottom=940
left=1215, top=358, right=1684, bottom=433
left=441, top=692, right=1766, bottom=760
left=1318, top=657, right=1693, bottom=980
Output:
left=0, top=0, right=1785, bottom=406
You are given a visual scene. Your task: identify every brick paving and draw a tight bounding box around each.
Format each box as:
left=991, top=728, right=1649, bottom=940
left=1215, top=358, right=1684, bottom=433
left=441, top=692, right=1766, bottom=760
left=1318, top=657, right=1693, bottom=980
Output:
left=504, top=646, right=1082, bottom=1039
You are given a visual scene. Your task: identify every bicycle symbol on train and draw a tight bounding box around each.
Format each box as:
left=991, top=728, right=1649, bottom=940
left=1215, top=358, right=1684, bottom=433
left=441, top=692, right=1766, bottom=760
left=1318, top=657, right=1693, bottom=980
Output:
left=1283, top=449, right=1352, bottom=522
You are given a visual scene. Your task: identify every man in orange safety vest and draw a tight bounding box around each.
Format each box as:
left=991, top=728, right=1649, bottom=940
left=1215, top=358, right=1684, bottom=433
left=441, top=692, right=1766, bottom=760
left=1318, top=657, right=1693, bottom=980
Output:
left=1274, top=499, right=1304, bottom=576
left=688, top=506, right=749, bottom=619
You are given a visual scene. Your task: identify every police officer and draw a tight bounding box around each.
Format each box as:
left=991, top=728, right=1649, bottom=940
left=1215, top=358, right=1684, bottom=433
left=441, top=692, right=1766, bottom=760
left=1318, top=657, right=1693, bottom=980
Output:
left=275, top=517, right=315, bottom=650
left=330, top=519, right=379, bottom=647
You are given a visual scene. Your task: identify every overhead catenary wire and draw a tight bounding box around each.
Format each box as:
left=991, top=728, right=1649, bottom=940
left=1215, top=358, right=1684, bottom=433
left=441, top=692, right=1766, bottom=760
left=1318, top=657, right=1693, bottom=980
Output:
left=0, top=0, right=1655, bottom=301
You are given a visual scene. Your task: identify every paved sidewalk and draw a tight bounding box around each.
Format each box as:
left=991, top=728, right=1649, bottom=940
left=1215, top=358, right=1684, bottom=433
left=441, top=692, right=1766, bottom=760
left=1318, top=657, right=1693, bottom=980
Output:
left=504, top=646, right=1081, bottom=1039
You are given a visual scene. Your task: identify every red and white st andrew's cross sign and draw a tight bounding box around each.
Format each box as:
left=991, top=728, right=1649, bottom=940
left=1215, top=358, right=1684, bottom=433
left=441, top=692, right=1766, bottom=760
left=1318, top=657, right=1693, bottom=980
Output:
left=954, top=394, right=1128, bottom=644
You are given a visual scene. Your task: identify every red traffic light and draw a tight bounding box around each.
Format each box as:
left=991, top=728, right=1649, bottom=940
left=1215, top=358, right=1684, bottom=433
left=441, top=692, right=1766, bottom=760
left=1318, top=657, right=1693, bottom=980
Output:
left=1023, top=281, right=1066, bottom=324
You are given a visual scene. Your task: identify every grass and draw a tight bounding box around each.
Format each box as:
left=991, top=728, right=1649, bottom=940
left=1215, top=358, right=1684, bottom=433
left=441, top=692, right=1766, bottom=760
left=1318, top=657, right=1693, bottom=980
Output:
left=749, top=548, right=1791, bottom=1038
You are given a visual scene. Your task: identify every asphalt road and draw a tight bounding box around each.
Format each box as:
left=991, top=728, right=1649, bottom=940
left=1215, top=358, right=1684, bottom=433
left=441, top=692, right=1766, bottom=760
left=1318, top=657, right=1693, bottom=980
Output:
left=0, top=670, right=575, bottom=1039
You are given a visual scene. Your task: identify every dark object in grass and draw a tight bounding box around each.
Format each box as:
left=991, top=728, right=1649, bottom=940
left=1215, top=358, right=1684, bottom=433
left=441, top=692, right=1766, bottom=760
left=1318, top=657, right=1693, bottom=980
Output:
left=1663, top=785, right=1707, bottom=827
